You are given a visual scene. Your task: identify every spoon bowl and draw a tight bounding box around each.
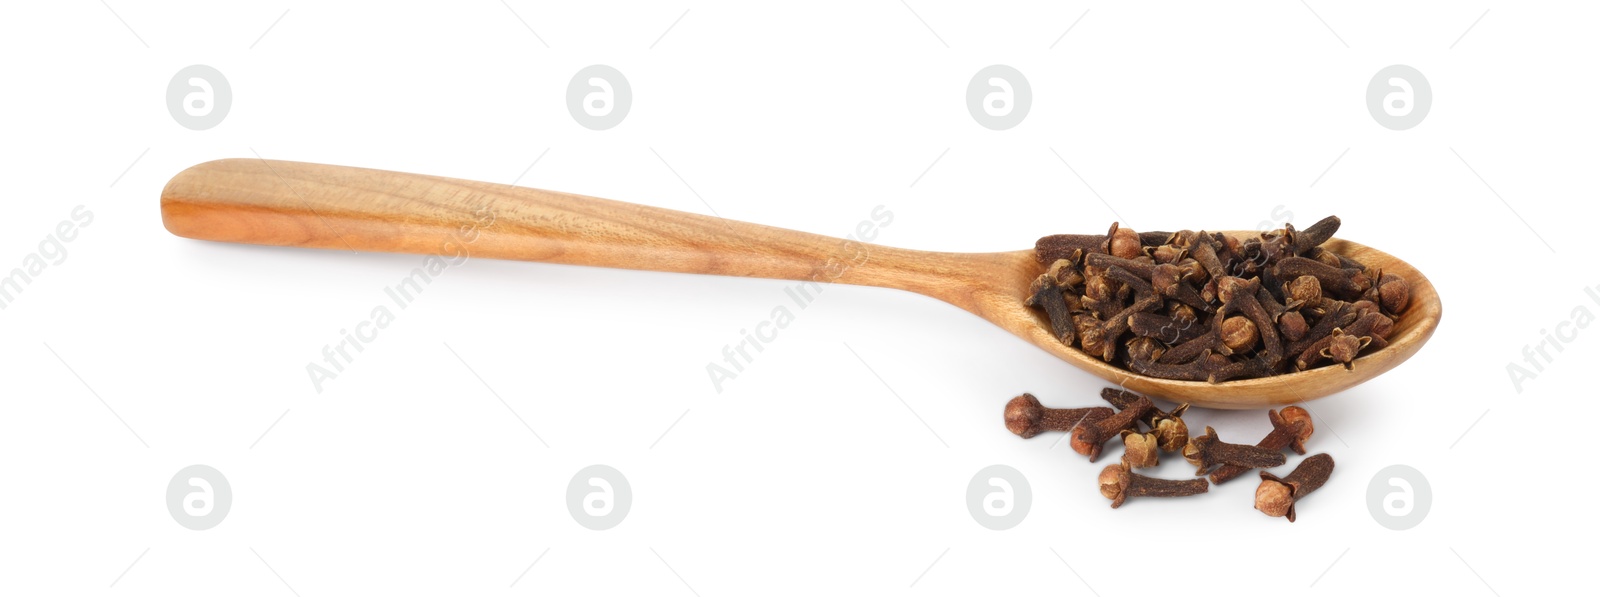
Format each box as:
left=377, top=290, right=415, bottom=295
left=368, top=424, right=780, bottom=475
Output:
left=162, top=159, right=1440, bottom=409
left=946, top=238, right=1439, bottom=409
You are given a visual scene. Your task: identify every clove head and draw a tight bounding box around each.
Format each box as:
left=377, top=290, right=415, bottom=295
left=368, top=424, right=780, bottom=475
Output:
left=1182, top=433, right=1208, bottom=469
left=1255, top=454, right=1335, bottom=522
left=1254, top=480, right=1295, bottom=518
left=1045, top=258, right=1079, bottom=284
left=1169, top=302, right=1198, bottom=324
left=1098, top=463, right=1133, bottom=508
left=1278, top=311, right=1308, bottom=342
left=1084, top=272, right=1115, bottom=304
left=1215, top=276, right=1252, bottom=304
left=1221, top=315, right=1259, bottom=353
left=1151, top=244, right=1184, bottom=264
left=1152, top=412, right=1190, bottom=452
left=1003, top=393, right=1047, bottom=438
left=1126, top=336, right=1165, bottom=364
left=1151, top=263, right=1182, bottom=297
left=1120, top=430, right=1160, bottom=468
left=1109, top=225, right=1142, bottom=260
left=1321, top=329, right=1370, bottom=369
left=1279, top=406, right=1314, bottom=452
left=1287, top=275, right=1322, bottom=306
left=1377, top=272, right=1410, bottom=314
left=1076, top=315, right=1109, bottom=358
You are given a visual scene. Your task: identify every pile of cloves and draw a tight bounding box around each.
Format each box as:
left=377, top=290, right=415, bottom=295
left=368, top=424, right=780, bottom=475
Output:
left=1004, top=387, right=1335, bottom=521
left=1027, top=216, right=1410, bottom=381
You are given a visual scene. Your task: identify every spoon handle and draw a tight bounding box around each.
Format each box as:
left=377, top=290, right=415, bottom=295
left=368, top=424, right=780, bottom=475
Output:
left=162, top=159, right=981, bottom=295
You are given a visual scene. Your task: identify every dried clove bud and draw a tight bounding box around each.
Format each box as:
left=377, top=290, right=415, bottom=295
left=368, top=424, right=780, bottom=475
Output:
left=1288, top=216, right=1340, bottom=254
left=1255, top=454, right=1335, bottom=522
left=1026, top=272, right=1077, bottom=345
left=1070, top=394, right=1152, bottom=462
left=1294, top=310, right=1391, bottom=370
left=1150, top=408, right=1191, bottom=452
left=1120, top=430, right=1160, bottom=468
left=1183, top=426, right=1287, bottom=476
left=1003, top=393, right=1115, bottom=439
left=1210, top=407, right=1315, bottom=484
left=1098, top=462, right=1209, bottom=509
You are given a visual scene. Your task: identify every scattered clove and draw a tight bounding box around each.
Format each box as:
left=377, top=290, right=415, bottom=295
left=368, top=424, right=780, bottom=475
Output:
left=1255, top=454, right=1335, bottom=522
left=1209, top=407, right=1314, bottom=485
left=1098, top=462, right=1209, bottom=508
left=1003, top=393, right=1114, bottom=439
left=1070, top=394, right=1152, bottom=462
left=1001, top=387, right=1335, bottom=519
left=1119, top=430, right=1161, bottom=468
left=1183, top=426, right=1287, bottom=476
left=1026, top=216, right=1408, bottom=381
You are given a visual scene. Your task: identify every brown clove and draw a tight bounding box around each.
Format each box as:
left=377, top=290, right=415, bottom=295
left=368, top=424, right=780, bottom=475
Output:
left=1098, top=462, right=1209, bottom=509
left=1210, top=407, right=1315, bottom=484
left=1183, top=426, right=1287, bottom=476
left=1255, top=454, right=1335, bottom=522
left=1070, top=394, right=1151, bottom=462
left=1003, top=393, right=1115, bottom=439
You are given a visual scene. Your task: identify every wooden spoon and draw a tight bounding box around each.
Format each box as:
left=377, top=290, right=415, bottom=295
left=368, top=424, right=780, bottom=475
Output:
left=161, top=159, right=1441, bottom=409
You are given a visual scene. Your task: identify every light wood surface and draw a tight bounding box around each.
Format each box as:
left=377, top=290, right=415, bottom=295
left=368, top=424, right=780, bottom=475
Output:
left=161, top=159, right=1442, bottom=409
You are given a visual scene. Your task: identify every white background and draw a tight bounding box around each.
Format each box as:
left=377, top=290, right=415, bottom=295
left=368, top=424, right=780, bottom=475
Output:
left=2, top=2, right=1595, bottom=595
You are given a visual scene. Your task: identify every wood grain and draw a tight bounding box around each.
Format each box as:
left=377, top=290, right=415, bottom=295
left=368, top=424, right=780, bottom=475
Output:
left=162, top=159, right=1441, bottom=409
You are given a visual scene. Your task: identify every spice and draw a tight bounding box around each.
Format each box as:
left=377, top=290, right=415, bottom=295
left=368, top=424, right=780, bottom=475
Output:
left=1000, top=387, right=1340, bottom=519
left=1183, top=426, right=1287, bottom=476
left=1119, top=431, right=1160, bottom=468
left=1376, top=272, right=1411, bottom=314
left=1070, top=394, right=1152, bottom=462
left=1220, top=316, right=1259, bottom=353
left=1294, top=311, right=1394, bottom=370
left=1100, top=388, right=1189, bottom=452
left=1026, top=216, right=1408, bottom=382
left=1003, top=393, right=1114, bottom=439
left=1098, top=462, right=1209, bottom=508
left=1209, top=407, right=1314, bottom=485
left=1278, top=311, right=1308, bottom=342
left=1254, top=454, right=1335, bottom=522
